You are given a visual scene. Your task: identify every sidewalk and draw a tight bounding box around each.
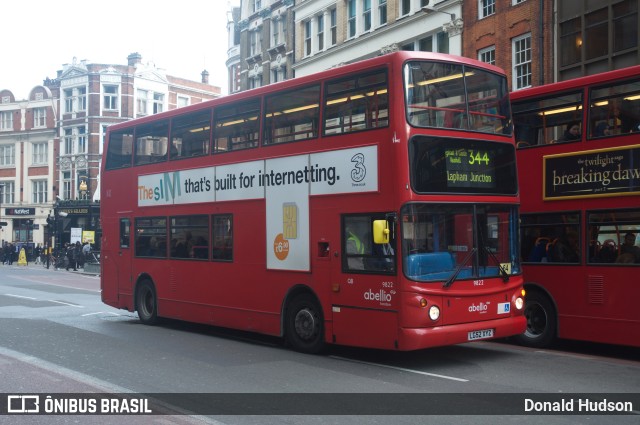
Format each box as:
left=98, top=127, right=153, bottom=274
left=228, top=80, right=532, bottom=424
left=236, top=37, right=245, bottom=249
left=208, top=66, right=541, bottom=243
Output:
left=1, top=261, right=100, bottom=276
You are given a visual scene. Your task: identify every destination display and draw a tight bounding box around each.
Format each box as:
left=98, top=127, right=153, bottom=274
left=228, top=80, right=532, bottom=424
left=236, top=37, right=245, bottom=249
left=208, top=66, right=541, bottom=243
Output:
left=544, top=145, right=640, bottom=200
left=444, top=148, right=495, bottom=189
left=410, top=136, right=517, bottom=195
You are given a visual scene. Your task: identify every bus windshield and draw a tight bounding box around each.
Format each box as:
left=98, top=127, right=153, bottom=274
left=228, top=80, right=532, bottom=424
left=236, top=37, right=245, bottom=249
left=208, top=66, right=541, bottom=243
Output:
left=404, top=61, right=512, bottom=135
left=401, top=203, right=520, bottom=283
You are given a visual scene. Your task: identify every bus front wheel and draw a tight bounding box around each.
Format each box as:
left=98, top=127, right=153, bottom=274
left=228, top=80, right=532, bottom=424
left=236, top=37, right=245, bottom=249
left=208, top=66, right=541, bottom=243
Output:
left=136, top=280, right=158, bottom=325
left=285, top=294, right=325, bottom=354
left=514, top=290, right=556, bottom=348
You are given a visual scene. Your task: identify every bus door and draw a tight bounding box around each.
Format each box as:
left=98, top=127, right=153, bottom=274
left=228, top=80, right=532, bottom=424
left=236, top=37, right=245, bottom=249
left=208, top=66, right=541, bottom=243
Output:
left=330, top=213, right=399, bottom=350
left=101, top=216, right=132, bottom=308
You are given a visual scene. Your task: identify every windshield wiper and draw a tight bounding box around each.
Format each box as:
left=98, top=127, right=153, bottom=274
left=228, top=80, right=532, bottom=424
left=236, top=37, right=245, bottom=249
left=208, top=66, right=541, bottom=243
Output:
left=482, top=246, right=510, bottom=283
left=443, top=248, right=476, bottom=288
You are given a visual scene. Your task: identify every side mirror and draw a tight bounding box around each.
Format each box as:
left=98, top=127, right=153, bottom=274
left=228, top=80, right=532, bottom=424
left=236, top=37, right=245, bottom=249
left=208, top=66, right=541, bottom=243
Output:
left=372, top=220, right=390, bottom=244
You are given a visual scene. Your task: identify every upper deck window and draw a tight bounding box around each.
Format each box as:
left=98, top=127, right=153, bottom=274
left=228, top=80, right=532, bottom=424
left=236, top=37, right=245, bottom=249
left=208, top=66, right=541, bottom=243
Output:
left=323, top=70, right=388, bottom=136
left=213, top=100, right=260, bottom=153
left=513, top=91, right=582, bottom=147
left=105, top=129, right=133, bottom=170
left=170, top=110, right=211, bottom=159
left=134, top=121, right=169, bottom=165
left=264, top=85, right=320, bottom=144
left=404, top=61, right=512, bottom=136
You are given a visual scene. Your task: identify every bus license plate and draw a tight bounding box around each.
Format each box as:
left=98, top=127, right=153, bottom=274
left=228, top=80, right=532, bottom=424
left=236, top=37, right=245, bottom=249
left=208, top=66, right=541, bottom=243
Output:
left=468, top=329, right=494, bottom=341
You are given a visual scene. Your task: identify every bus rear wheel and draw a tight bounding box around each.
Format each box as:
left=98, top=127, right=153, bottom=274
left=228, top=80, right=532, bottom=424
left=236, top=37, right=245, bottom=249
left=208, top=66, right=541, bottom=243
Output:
left=136, top=280, right=158, bottom=325
left=514, top=290, right=556, bottom=348
left=285, top=294, right=325, bottom=354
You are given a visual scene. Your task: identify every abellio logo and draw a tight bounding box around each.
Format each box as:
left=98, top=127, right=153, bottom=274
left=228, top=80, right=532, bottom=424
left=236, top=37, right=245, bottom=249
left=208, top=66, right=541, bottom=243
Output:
left=468, top=302, right=490, bottom=313
left=363, top=289, right=395, bottom=303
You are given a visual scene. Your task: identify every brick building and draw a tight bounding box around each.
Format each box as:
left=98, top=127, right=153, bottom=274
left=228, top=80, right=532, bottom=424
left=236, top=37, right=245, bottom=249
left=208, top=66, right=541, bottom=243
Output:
left=0, top=53, right=220, bottom=251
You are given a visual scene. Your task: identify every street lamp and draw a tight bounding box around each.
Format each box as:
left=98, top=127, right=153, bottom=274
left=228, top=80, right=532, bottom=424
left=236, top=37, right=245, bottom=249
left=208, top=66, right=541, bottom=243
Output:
left=421, top=6, right=456, bottom=21
left=0, top=184, right=5, bottom=232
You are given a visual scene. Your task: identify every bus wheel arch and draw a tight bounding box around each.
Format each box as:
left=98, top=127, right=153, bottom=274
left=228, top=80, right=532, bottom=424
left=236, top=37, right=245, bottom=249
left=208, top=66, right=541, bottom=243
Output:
left=282, top=286, right=326, bottom=354
left=514, top=283, right=557, bottom=348
left=135, top=275, right=159, bottom=325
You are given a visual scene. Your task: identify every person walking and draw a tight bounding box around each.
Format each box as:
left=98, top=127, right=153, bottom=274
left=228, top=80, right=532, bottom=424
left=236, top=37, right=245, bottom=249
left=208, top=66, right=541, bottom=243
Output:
left=66, top=242, right=78, bottom=271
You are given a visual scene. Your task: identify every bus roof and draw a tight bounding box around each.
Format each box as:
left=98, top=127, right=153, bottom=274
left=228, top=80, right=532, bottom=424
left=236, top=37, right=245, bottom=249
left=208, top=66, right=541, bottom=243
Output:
left=106, top=51, right=508, bottom=133
left=511, top=65, right=640, bottom=101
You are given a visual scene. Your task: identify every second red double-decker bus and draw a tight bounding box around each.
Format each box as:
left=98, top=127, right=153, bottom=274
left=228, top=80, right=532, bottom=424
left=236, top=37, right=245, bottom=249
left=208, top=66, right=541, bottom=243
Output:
left=101, top=52, right=525, bottom=353
left=513, top=65, right=640, bottom=348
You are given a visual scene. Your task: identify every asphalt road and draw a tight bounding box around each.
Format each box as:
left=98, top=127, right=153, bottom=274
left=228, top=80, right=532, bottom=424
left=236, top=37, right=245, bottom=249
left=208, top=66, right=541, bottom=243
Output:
left=0, top=264, right=638, bottom=425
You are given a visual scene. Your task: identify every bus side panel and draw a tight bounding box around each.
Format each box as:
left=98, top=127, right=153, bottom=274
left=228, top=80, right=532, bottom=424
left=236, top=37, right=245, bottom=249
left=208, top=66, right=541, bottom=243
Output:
left=524, top=265, right=640, bottom=347
left=332, top=307, right=398, bottom=349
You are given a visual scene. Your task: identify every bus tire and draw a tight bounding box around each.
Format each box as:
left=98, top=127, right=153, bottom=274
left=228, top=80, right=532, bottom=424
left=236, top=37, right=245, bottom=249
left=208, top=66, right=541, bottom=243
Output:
left=285, top=294, right=325, bottom=354
left=514, top=290, right=556, bottom=348
left=136, top=280, right=158, bottom=325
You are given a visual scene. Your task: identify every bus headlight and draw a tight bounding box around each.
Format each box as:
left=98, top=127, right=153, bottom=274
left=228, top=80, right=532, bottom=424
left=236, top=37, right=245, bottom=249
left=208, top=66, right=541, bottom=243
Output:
left=428, top=305, right=440, bottom=321
left=515, top=297, right=524, bottom=310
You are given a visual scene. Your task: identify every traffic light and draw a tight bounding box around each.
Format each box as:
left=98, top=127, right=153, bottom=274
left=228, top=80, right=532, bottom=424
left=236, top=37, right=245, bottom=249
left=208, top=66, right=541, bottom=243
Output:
left=46, top=215, right=54, bottom=227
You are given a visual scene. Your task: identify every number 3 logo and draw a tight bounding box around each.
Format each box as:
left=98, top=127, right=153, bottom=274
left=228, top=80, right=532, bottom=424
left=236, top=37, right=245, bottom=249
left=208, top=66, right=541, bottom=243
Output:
left=351, top=153, right=366, bottom=182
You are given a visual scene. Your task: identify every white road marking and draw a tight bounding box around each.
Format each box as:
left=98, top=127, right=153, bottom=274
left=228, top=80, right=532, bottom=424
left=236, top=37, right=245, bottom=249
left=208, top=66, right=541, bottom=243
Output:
left=4, top=294, right=37, bottom=300
left=331, top=355, right=469, bottom=382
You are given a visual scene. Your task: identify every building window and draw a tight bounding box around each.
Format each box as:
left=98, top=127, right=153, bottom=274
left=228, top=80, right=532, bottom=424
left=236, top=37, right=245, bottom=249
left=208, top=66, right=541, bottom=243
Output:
left=272, top=18, right=282, bottom=46
left=32, top=180, right=48, bottom=204
left=402, top=32, right=448, bottom=53
left=0, top=111, right=12, bottom=130
left=32, top=142, right=47, bottom=165
left=317, top=14, right=324, bottom=51
left=0, top=181, right=15, bottom=204
left=585, top=8, right=609, bottom=60
left=330, top=8, right=337, bottom=46
left=363, top=0, right=372, bottom=31
left=479, top=0, right=496, bottom=19
left=153, top=93, right=164, bottom=114
left=614, top=0, right=638, bottom=53
left=401, top=0, right=411, bottom=16
left=177, top=96, right=189, bottom=108
left=418, top=36, right=433, bottom=52
left=272, top=66, right=287, bottom=83
left=103, top=85, right=118, bottom=110
left=348, top=0, right=357, bottom=38
left=0, top=144, right=15, bottom=166
left=64, top=89, right=73, bottom=113
left=137, top=89, right=148, bottom=115
left=252, top=0, right=261, bottom=13
left=250, top=29, right=262, bottom=56
left=33, top=108, right=46, bottom=128
left=78, top=87, right=86, bottom=111
left=64, top=128, right=73, bottom=155
left=479, top=45, right=496, bottom=65
left=62, top=172, right=72, bottom=200
left=378, top=0, right=387, bottom=26
left=304, top=20, right=312, bottom=56
left=249, top=75, right=262, bottom=89
left=513, top=33, right=532, bottom=89
left=77, top=126, right=87, bottom=154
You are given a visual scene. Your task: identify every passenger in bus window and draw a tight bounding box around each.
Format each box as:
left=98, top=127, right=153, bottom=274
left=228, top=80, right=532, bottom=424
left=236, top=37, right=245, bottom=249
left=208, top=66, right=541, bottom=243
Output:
left=593, top=121, right=613, bottom=138
left=345, top=226, right=365, bottom=270
left=559, top=122, right=581, bottom=142
left=548, top=231, right=579, bottom=263
left=619, top=233, right=640, bottom=263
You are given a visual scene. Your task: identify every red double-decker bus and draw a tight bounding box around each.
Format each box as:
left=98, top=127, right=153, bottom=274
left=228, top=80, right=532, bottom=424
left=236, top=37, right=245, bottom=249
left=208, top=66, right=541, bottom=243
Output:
left=512, top=65, right=640, bottom=348
left=100, top=51, right=525, bottom=353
